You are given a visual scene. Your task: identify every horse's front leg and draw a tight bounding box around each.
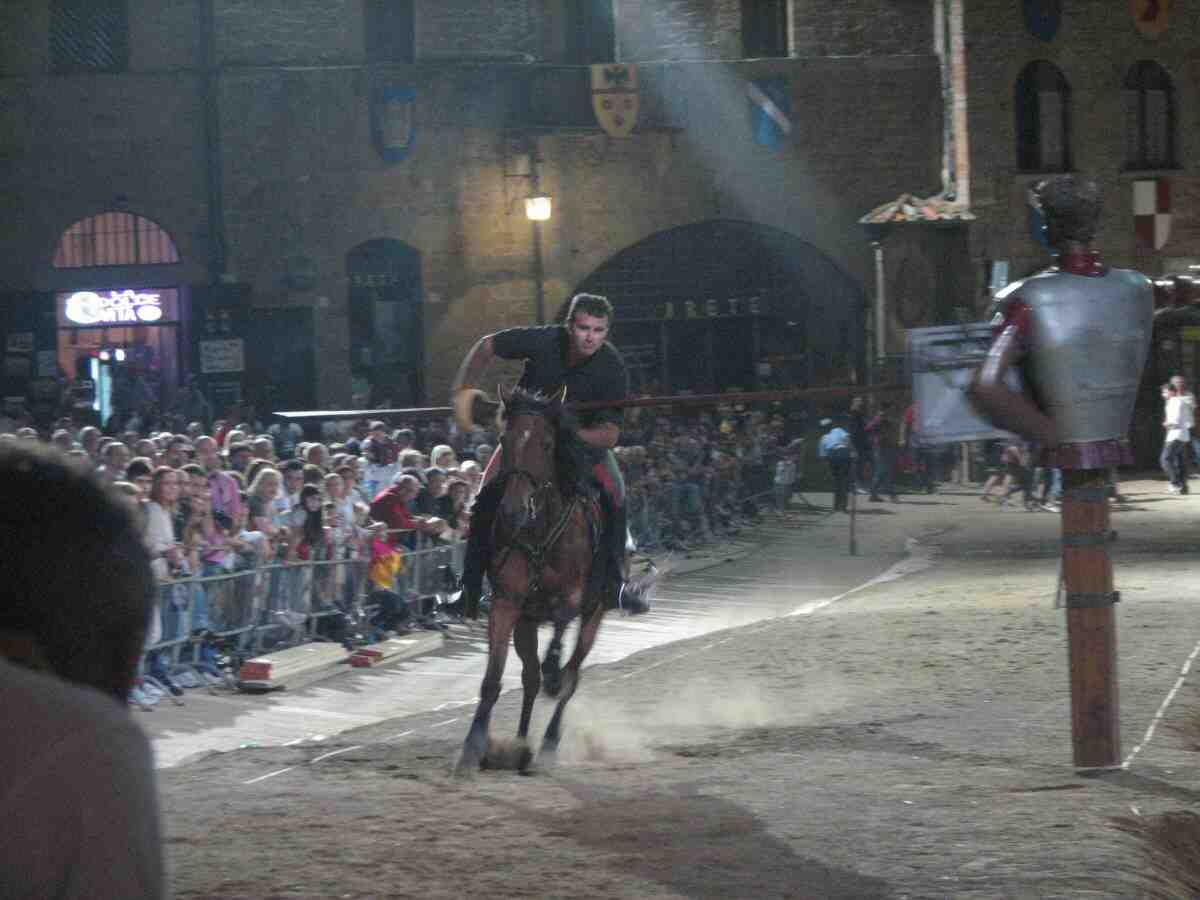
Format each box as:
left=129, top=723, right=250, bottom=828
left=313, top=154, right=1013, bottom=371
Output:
left=513, top=616, right=540, bottom=740
left=541, top=618, right=568, bottom=697
left=456, top=598, right=521, bottom=776
left=540, top=602, right=606, bottom=763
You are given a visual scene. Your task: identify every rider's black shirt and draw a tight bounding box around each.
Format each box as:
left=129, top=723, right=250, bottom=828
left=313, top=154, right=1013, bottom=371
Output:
left=491, top=325, right=628, bottom=434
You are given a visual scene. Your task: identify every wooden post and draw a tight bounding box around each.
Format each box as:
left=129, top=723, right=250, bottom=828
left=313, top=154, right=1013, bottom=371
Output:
left=848, top=460, right=858, bottom=556
left=1061, top=469, right=1120, bottom=769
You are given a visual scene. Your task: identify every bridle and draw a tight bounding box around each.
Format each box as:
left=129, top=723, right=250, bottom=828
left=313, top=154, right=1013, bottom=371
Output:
left=492, top=412, right=580, bottom=596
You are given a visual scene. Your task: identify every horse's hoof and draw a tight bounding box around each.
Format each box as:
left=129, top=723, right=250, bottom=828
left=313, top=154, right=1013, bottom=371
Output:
left=517, top=745, right=535, bottom=775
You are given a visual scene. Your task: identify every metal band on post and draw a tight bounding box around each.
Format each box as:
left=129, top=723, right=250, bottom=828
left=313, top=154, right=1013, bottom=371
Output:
left=1064, top=590, right=1121, bottom=609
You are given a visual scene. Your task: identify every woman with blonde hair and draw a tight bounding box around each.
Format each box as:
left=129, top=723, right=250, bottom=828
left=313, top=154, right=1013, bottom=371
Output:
left=429, top=444, right=458, bottom=472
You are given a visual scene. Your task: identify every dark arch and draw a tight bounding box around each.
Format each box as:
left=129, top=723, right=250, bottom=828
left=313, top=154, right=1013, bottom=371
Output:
left=346, top=238, right=424, bottom=405
left=1015, top=61, right=1071, bottom=172
left=564, top=220, right=867, bottom=394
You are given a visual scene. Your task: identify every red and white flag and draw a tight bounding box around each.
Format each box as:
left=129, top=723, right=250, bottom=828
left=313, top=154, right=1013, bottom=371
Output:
left=1133, top=178, right=1171, bottom=250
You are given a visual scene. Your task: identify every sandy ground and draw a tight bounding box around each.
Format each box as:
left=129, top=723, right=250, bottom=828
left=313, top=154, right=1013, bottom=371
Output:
left=160, top=481, right=1200, bottom=899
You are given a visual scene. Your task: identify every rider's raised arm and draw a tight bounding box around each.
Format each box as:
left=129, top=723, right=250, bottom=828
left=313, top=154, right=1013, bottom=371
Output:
left=451, top=335, right=496, bottom=396
left=451, top=335, right=497, bottom=430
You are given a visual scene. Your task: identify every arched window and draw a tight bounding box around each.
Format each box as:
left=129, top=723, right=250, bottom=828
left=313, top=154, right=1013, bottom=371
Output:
left=1015, top=61, right=1071, bottom=172
left=1123, top=61, right=1176, bottom=170
left=52, top=211, right=180, bottom=268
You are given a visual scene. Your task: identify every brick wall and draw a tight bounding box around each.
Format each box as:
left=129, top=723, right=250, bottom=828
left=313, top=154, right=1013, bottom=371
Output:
left=964, top=0, right=1200, bottom=300
left=417, top=0, right=540, bottom=60
left=0, top=0, right=943, bottom=407
left=617, top=0, right=743, bottom=61
left=791, top=0, right=932, bottom=57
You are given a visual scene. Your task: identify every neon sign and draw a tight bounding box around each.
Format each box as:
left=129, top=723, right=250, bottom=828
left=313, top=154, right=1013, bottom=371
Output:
left=63, top=290, right=163, bottom=325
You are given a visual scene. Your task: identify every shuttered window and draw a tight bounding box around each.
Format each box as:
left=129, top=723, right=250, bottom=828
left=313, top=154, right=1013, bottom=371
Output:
left=1123, top=61, right=1176, bottom=170
left=1015, top=61, right=1071, bottom=172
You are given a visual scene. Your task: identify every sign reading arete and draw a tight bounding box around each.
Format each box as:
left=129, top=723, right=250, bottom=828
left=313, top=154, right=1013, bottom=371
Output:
left=199, top=338, right=246, bottom=375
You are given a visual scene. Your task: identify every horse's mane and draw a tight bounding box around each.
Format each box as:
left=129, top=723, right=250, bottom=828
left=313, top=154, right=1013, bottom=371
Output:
left=503, top=387, right=593, bottom=495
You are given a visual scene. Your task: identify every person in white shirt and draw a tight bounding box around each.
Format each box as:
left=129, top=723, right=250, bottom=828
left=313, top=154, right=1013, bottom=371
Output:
left=1164, top=377, right=1192, bottom=493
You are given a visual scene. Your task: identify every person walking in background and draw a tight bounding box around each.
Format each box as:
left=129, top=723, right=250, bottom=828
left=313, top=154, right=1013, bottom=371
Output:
left=866, top=401, right=899, bottom=503
left=848, top=396, right=871, bottom=494
left=1165, top=376, right=1192, bottom=494
left=818, top=416, right=853, bottom=513
left=772, top=446, right=798, bottom=514
left=1159, top=382, right=1177, bottom=484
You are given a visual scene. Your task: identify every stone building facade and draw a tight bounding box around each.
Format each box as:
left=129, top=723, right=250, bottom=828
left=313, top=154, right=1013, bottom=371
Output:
left=10, top=1, right=1190, bottom=425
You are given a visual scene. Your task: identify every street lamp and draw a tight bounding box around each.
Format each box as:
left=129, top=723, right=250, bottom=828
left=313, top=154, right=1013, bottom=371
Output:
left=524, top=196, right=552, bottom=221
left=526, top=193, right=552, bottom=323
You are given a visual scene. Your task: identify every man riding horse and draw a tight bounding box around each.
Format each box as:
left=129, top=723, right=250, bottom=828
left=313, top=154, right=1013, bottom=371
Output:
left=451, top=292, right=652, bottom=618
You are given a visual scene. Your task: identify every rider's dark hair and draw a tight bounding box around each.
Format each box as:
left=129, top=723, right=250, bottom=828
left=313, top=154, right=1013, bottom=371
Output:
left=565, top=292, right=613, bottom=325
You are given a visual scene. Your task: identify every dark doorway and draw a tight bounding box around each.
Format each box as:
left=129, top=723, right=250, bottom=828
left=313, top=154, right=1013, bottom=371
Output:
left=565, top=220, right=866, bottom=394
left=346, top=239, right=424, bottom=406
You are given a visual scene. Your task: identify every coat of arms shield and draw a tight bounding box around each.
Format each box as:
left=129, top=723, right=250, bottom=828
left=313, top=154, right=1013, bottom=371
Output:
left=1022, top=0, right=1061, bottom=40
left=1132, top=0, right=1169, bottom=38
left=371, top=84, right=416, bottom=164
left=1134, top=179, right=1171, bottom=250
left=591, top=64, right=639, bottom=138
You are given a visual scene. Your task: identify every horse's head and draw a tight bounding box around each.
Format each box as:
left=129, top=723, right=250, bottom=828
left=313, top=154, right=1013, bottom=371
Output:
left=496, top=384, right=565, bottom=530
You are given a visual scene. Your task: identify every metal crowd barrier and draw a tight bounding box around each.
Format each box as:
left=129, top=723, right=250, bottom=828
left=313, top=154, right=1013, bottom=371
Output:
left=138, top=454, right=780, bottom=683
left=140, top=533, right=467, bottom=677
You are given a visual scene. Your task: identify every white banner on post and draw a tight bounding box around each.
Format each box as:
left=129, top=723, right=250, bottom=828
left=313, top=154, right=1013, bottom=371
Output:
left=199, top=338, right=245, bottom=375
left=908, top=323, right=1019, bottom=445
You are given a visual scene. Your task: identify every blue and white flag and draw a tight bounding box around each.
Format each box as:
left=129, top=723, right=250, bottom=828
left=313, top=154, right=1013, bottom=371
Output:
left=747, top=77, right=792, bottom=150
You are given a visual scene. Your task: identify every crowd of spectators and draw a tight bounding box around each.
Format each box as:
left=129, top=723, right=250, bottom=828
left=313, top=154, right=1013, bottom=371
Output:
left=0, top=395, right=814, bottom=707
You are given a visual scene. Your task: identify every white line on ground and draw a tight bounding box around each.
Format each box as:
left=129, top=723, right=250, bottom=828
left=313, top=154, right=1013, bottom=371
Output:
left=429, top=718, right=460, bottom=728
left=384, top=730, right=414, bottom=742
left=310, top=745, right=364, bottom=764
left=1123, top=637, right=1200, bottom=770
left=242, top=767, right=296, bottom=785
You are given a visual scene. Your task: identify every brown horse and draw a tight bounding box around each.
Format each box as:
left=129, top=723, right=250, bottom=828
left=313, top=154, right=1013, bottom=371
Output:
left=456, top=384, right=608, bottom=774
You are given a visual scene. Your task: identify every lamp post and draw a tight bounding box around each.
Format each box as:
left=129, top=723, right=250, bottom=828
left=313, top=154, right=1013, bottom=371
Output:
left=525, top=195, right=551, bottom=325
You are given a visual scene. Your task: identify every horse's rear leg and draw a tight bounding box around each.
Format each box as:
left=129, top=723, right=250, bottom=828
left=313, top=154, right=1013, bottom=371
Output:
left=540, top=603, right=606, bottom=763
left=456, top=600, right=521, bottom=776
left=541, top=620, right=567, bottom=697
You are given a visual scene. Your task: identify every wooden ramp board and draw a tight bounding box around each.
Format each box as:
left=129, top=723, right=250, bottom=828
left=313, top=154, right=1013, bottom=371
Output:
left=237, top=643, right=351, bottom=692
left=349, top=633, right=444, bottom=668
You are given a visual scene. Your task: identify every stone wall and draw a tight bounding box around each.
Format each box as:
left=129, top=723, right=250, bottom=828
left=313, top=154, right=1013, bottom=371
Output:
left=0, top=0, right=943, bottom=407
left=964, top=0, right=1200, bottom=300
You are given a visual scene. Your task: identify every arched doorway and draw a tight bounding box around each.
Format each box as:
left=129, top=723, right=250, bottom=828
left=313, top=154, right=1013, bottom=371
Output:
left=50, top=211, right=184, bottom=427
left=566, top=220, right=866, bottom=394
left=346, top=239, right=423, bottom=405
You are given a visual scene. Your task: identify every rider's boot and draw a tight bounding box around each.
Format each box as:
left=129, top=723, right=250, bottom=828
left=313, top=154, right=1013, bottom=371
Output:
left=602, top=504, right=653, bottom=616
left=454, top=518, right=490, bottom=620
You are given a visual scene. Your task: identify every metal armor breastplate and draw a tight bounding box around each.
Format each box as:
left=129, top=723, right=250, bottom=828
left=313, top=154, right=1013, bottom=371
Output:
left=1019, top=267, right=1152, bottom=444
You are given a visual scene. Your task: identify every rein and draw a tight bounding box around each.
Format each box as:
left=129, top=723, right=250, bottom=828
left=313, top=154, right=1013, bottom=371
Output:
left=492, top=431, right=581, bottom=598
